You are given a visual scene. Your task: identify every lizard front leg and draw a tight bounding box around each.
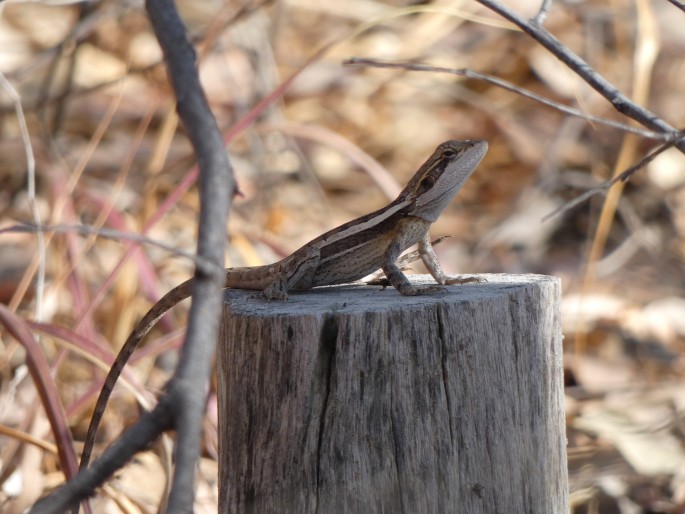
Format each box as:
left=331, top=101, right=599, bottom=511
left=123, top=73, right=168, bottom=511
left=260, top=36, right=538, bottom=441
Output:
left=418, top=232, right=481, bottom=286
left=382, top=238, right=445, bottom=296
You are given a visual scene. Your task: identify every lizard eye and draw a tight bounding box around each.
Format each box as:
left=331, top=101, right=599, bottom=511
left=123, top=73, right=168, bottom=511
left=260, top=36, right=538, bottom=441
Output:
left=419, top=175, right=435, bottom=191
left=442, top=149, right=457, bottom=159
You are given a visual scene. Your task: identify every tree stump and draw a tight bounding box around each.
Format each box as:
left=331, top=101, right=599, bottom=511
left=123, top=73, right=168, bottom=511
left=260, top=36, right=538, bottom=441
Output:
left=217, top=274, right=567, bottom=513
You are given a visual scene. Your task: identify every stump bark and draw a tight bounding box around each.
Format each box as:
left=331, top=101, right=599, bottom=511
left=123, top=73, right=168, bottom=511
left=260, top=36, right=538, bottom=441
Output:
left=217, top=274, right=567, bottom=513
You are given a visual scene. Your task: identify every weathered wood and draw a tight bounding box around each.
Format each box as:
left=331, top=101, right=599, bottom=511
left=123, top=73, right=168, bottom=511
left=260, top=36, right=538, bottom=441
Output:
left=217, top=274, right=566, bottom=513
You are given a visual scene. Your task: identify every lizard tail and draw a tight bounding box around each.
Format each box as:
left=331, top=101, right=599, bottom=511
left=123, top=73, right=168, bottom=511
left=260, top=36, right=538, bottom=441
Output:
left=79, top=278, right=194, bottom=471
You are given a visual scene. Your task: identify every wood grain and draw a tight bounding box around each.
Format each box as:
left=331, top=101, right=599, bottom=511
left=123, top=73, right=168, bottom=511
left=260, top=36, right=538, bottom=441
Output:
left=217, top=274, right=566, bottom=513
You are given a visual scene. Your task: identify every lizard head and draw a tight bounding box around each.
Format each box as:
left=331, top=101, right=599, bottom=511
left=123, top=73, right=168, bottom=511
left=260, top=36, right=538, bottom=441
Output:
left=403, top=139, right=488, bottom=222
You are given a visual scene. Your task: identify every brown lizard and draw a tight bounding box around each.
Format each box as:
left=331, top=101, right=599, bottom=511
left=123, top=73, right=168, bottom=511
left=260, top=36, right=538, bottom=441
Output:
left=80, top=138, right=488, bottom=470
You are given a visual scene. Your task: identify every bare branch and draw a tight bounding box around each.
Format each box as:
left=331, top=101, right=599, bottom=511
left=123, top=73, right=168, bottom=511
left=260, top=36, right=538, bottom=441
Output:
left=664, top=0, right=685, bottom=14
left=29, top=0, right=234, bottom=511
left=1, top=223, right=214, bottom=274
left=474, top=0, right=684, bottom=152
left=343, top=58, right=679, bottom=142
left=533, top=0, right=553, bottom=25
left=542, top=139, right=680, bottom=221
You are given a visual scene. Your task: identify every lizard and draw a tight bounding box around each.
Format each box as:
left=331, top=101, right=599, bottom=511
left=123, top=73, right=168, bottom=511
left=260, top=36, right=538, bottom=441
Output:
left=80, top=138, right=488, bottom=470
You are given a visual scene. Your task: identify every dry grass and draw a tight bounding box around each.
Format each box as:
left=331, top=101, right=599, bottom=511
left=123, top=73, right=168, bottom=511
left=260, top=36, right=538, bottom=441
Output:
left=1, top=0, right=685, bottom=512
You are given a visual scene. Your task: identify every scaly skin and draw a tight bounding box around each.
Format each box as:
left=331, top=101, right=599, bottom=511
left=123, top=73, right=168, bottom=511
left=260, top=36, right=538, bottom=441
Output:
left=80, top=139, right=488, bottom=471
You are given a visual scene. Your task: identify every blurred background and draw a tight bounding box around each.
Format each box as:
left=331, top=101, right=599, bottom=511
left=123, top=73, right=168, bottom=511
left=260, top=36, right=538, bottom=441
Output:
left=1, top=0, right=685, bottom=512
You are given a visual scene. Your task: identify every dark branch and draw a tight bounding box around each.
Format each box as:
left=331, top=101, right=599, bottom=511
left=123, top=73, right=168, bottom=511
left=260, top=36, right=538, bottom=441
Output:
left=474, top=0, right=684, bottom=152
left=343, top=58, right=678, bottom=142
left=664, top=0, right=685, bottom=14
left=542, top=139, right=681, bottom=221
left=29, top=0, right=234, bottom=511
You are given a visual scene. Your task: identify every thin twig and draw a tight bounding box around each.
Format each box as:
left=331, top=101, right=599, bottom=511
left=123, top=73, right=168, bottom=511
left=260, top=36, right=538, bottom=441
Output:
left=0, top=223, right=215, bottom=275
left=0, top=72, right=44, bottom=320
left=344, top=58, right=679, bottom=142
left=664, top=0, right=685, bottom=14
left=533, top=0, right=553, bottom=25
left=473, top=0, right=684, bottom=152
left=541, top=140, right=679, bottom=221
